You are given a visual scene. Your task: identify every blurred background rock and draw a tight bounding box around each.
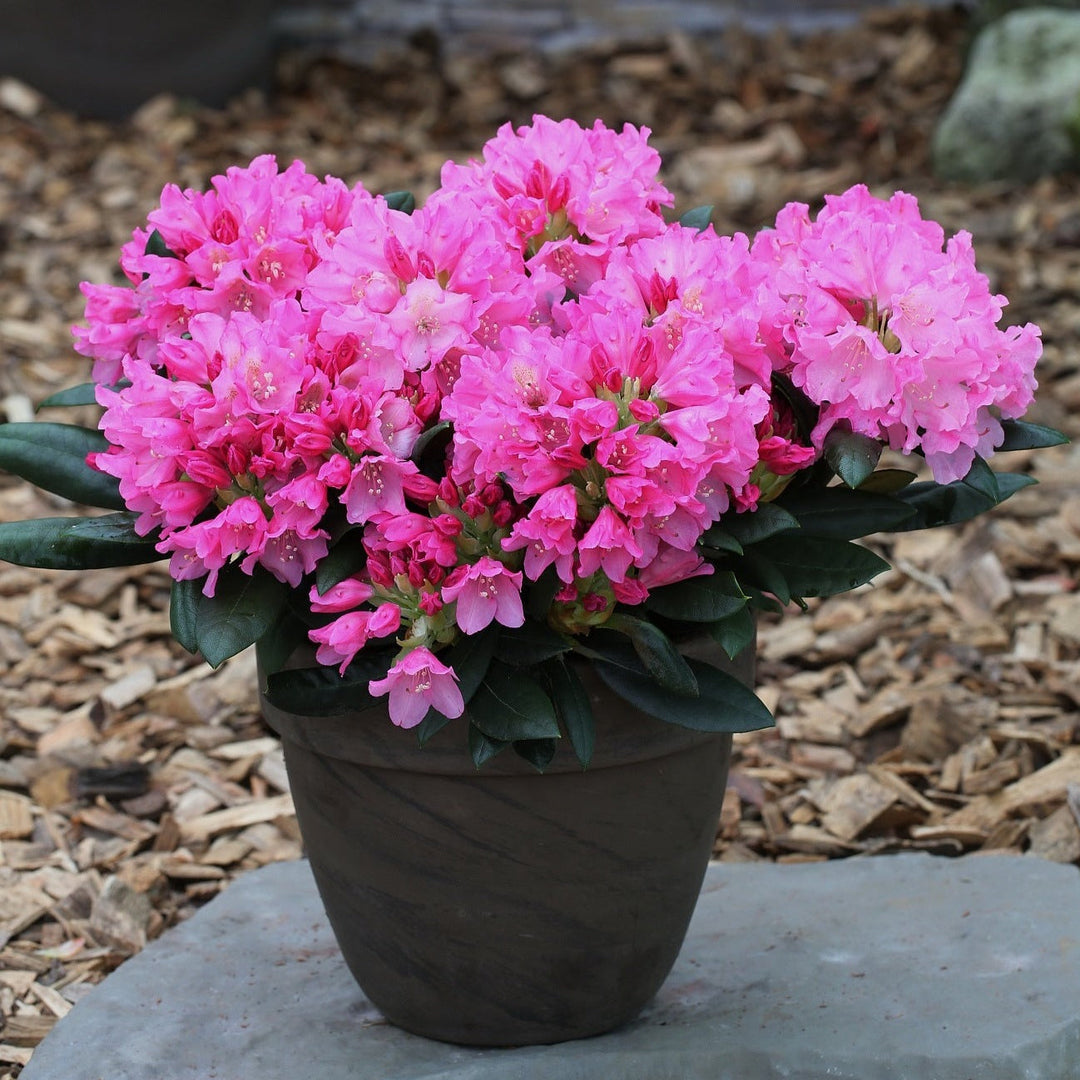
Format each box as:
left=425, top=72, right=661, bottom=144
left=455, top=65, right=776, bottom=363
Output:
left=0, top=0, right=966, bottom=118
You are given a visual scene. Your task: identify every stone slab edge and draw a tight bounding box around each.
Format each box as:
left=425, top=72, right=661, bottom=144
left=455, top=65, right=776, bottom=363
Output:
left=21, top=853, right=1080, bottom=1080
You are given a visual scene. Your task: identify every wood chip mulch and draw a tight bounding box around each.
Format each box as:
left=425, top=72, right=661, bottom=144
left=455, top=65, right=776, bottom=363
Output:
left=1, top=6, right=1079, bottom=1072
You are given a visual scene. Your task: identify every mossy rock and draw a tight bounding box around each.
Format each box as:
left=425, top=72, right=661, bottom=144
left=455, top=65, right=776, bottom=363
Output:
left=933, top=6, right=1080, bottom=182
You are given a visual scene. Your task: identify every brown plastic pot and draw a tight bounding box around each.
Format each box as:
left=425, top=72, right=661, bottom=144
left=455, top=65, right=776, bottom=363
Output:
left=260, top=641, right=754, bottom=1047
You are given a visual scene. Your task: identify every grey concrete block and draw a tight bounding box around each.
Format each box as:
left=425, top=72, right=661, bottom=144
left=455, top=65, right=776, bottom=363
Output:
left=20, top=853, right=1080, bottom=1079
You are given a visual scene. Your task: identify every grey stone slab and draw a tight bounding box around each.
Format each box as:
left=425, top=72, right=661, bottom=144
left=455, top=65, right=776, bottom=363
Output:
left=22, top=853, right=1080, bottom=1080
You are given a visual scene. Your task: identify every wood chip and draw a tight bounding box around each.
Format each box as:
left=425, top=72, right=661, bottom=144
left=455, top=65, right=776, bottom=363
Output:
left=0, top=1013, right=55, bottom=1046
left=0, top=1043, right=34, bottom=1066
left=29, top=980, right=73, bottom=1018
left=817, top=775, right=898, bottom=841
left=1027, top=805, right=1080, bottom=864
left=0, top=790, right=34, bottom=839
left=1000, top=749, right=1080, bottom=814
left=178, top=795, right=296, bottom=844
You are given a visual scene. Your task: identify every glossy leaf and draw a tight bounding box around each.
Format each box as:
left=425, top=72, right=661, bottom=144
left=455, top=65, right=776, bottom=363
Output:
left=37, top=383, right=103, bottom=409
left=777, top=487, right=916, bottom=539
left=645, top=570, right=748, bottom=622
left=253, top=612, right=310, bottom=683
left=719, top=502, right=800, bottom=546
left=495, top=620, right=572, bottom=666
left=595, top=654, right=773, bottom=733
left=170, top=578, right=201, bottom=655
left=264, top=650, right=394, bottom=716
left=750, top=536, right=889, bottom=598
left=854, top=469, right=919, bottom=494
left=409, top=420, right=451, bottom=466
left=0, top=423, right=125, bottom=510
left=740, top=549, right=792, bottom=605
left=468, top=661, right=561, bottom=742
left=961, top=455, right=1000, bottom=502
left=709, top=605, right=756, bottom=661
left=997, top=419, right=1068, bottom=451
left=383, top=191, right=416, bottom=214
left=468, top=724, right=508, bottom=768
left=544, top=656, right=594, bottom=768
left=894, top=458, right=1035, bottom=532
left=524, top=566, right=560, bottom=620
left=605, top=613, right=698, bottom=697
left=513, top=737, right=558, bottom=772
left=314, top=538, right=367, bottom=594
left=699, top=527, right=743, bottom=556
left=415, top=709, right=454, bottom=746
left=679, top=205, right=714, bottom=231
left=441, top=626, right=497, bottom=704
left=190, top=565, right=289, bottom=669
left=0, top=513, right=161, bottom=570
left=824, top=428, right=883, bottom=490
left=144, top=229, right=179, bottom=259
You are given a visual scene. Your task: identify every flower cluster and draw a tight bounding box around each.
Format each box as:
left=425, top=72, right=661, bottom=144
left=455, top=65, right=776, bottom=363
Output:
left=71, top=116, right=1043, bottom=733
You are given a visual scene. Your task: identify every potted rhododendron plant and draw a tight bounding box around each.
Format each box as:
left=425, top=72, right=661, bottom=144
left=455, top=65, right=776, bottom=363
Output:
left=0, top=116, right=1064, bottom=1046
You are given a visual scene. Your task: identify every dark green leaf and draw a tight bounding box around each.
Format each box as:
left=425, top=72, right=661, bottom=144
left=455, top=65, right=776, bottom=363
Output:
left=996, top=473, right=1038, bottom=500
left=750, top=536, right=890, bottom=598
left=524, top=566, right=560, bottom=621
left=264, top=650, right=394, bottom=715
left=679, top=205, right=714, bottom=232
left=544, top=656, right=594, bottom=768
left=442, top=626, right=497, bottom=704
left=513, top=737, right=558, bottom=772
left=468, top=723, right=508, bottom=768
left=769, top=372, right=818, bottom=445
left=605, top=613, right=698, bottom=696
left=777, top=486, right=916, bottom=539
left=495, top=620, right=572, bottom=667
left=961, top=455, right=1000, bottom=502
left=824, top=428, right=883, bottom=490
left=744, top=586, right=784, bottom=614
left=383, top=191, right=416, bottom=214
left=467, top=661, right=561, bottom=742
left=740, top=550, right=792, bottom=605
left=170, top=578, right=201, bottom=654
left=0, top=423, right=125, bottom=510
left=253, top=612, right=310, bottom=683
left=854, top=469, right=920, bottom=494
left=709, top=605, right=756, bottom=661
left=893, top=455, right=1025, bottom=532
left=699, top=527, right=743, bottom=556
left=409, top=420, right=451, bottom=469
left=144, top=229, right=179, bottom=259
left=719, top=502, right=800, bottom=546
left=415, top=710, right=453, bottom=746
left=645, top=570, right=749, bottom=622
left=314, top=538, right=367, bottom=594
left=36, top=383, right=102, bottom=409
left=595, top=655, right=774, bottom=733
left=0, top=513, right=161, bottom=570
left=998, top=419, right=1069, bottom=451
left=191, top=565, right=289, bottom=668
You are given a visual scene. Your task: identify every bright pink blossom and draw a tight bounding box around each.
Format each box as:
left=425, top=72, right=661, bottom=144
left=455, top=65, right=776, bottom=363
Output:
left=441, top=556, right=525, bottom=634
left=369, top=647, right=464, bottom=729
left=310, top=603, right=402, bottom=675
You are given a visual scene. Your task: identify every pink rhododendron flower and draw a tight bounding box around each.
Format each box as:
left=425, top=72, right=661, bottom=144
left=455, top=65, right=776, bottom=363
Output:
left=441, top=556, right=525, bottom=634
left=752, top=184, right=1042, bottom=483
left=68, top=125, right=1047, bottom=740
left=369, top=647, right=464, bottom=729
left=310, top=602, right=402, bottom=675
